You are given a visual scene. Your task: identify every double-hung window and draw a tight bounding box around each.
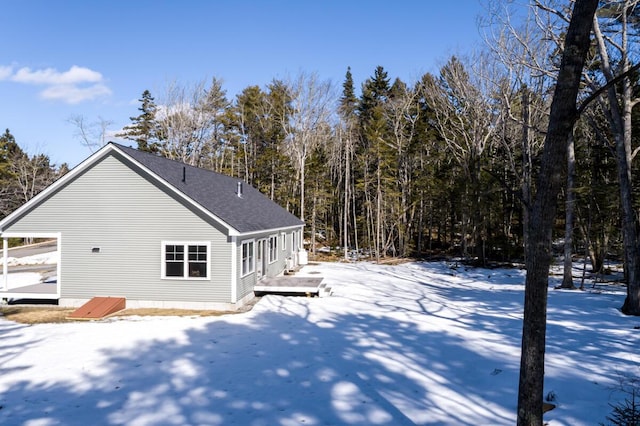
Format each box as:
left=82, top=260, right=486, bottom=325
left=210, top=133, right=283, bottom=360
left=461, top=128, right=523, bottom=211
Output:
left=268, top=235, right=278, bottom=263
left=241, top=240, right=254, bottom=276
left=162, top=241, right=210, bottom=279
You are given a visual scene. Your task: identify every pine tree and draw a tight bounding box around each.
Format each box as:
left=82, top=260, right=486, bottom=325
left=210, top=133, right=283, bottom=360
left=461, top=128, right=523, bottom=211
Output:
left=0, top=128, right=23, bottom=169
left=234, top=85, right=267, bottom=184
left=118, top=90, right=161, bottom=153
left=337, top=67, right=359, bottom=259
left=0, top=129, right=23, bottom=216
left=0, top=129, right=61, bottom=218
left=358, top=66, right=391, bottom=260
left=339, top=67, right=357, bottom=119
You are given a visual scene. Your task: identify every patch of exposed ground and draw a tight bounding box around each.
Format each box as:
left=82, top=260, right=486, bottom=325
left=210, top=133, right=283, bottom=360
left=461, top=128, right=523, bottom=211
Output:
left=0, top=306, right=75, bottom=324
left=1, top=297, right=260, bottom=324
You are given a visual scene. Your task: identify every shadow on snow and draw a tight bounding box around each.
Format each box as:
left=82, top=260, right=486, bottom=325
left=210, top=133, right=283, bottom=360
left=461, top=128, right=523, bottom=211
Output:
left=0, top=261, right=637, bottom=425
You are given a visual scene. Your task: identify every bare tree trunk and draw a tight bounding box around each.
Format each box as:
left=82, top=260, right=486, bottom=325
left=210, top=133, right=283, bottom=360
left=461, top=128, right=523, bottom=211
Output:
left=311, top=180, right=317, bottom=256
left=344, top=135, right=351, bottom=261
left=376, top=157, right=382, bottom=262
left=561, top=132, right=577, bottom=289
left=521, top=88, right=532, bottom=262
left=517, top=1, right=598, bottom=425
left=591, top=7, right=640, bottom=314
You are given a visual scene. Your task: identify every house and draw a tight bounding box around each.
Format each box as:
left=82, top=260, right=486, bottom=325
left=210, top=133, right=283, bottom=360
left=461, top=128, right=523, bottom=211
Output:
left=0, top=142, right=305, bottom=310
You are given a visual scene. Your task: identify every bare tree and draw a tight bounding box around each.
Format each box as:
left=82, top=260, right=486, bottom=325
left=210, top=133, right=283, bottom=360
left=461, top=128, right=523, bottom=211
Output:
left=484, top=0, right=601, bottom=288
left=517, top=1, right=598, bottom=424
left=589, top=0, right=640, bottom=314
left=424, top=53, right=502, bottom=263
left=0, top=148, right=63, bottom=220
left=157, top=77, right=230, bottom=168
left=384, top=80, right=420, bottom=257
left=278, top=72, right=335, bottom=222
left=11, top=153, right=57, bottom=204
left=68, top=114, right=114, bottom=152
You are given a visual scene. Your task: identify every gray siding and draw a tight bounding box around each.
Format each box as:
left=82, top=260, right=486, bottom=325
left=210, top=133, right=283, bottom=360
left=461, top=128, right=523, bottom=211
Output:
left=234, top=227, right=302, bottom=299
left=5, top=154, right=232, bottom=303
left=237, top=241, right=255, bottom=300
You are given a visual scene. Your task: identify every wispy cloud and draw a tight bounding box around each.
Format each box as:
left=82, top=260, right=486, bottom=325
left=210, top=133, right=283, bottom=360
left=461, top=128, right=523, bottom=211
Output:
left=0, top=66, right=13, bottom=80
left=0, top=64, right=112, bottom=104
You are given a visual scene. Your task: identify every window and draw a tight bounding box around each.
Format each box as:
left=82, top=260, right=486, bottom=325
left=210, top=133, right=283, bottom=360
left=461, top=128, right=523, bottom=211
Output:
left=268, top=235, right=278, bottom=263
left=165, top=244, right=184, bottom=277
left=281, top=232, right=286, bottom=251
left=242, top=240, right=254, bottom=276
left=188, top=245, right=207, bottom=277
left=162, top=242, right=210, bottom=279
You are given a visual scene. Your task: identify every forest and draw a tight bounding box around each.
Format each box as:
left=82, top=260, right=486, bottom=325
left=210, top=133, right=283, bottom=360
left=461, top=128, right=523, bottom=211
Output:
left=1, top=0, right=638, bottom=282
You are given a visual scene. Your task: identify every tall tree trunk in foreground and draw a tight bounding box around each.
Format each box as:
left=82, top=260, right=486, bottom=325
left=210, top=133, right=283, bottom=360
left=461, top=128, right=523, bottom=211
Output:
left=517, top=1, right=598, bottom=425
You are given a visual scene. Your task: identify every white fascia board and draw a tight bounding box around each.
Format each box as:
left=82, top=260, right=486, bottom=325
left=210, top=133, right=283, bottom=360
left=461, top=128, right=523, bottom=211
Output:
left=236, top=224, right=304, bottom=239
left=108, top=145, right=239, bottom=236
left=0, top=144, right=115, bottom=233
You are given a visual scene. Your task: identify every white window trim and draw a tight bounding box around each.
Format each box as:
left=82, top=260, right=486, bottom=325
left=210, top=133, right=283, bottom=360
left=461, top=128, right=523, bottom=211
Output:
left=241, top=239, right=255, bottom=278
left=161, top=241, right=211, bottom=280
left=268, top=235, right=278, bottom=264
left=281, top=232, right=286, bottom=251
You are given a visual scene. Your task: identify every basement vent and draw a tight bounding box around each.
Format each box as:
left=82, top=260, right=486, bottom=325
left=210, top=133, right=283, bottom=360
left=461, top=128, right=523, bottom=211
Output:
left=91, top=247, right=101, bottom=253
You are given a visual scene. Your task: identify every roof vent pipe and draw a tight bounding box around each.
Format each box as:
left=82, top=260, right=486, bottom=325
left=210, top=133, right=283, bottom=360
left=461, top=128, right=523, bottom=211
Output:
left=182, top=166, right=186, bottom=183
left=237, top=181, right=243, bottom=198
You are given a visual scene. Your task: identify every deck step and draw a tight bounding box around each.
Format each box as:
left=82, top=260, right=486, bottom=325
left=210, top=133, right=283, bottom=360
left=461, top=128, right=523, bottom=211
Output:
left=68, top=297, right=126, bottom=320
left=319, top=285, right=332, bottom=297
left=254, top=277, right=325, bottom=296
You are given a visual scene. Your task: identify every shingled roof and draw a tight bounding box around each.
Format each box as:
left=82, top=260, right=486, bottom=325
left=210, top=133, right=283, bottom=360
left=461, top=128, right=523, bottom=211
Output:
left=113, top=143, right=304, bottom=234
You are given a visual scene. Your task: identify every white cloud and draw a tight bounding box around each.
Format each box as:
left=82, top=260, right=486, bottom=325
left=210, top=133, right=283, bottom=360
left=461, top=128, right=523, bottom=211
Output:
left=40, top=83, right=112, bottom=104
left=0, top=64, right=111, bottom=104
left=12, top=65, right=103, bottom=85
left=0, top=65, right=13, bottom=80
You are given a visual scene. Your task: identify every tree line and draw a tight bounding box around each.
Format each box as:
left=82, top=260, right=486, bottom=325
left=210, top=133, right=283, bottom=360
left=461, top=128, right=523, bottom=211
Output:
left=0, top=129, right=67, bottom=219
left=112, top=3, right=637, bottom=272
left=2, top=0, right=639, bottom=300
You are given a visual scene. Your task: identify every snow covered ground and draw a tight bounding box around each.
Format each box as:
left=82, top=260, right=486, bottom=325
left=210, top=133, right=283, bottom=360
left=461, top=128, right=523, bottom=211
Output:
left=4, top=251, right=58, bottom=267
left=1, top=260, right=638, bottom=425
left=1, top=250, right=58, bottom=289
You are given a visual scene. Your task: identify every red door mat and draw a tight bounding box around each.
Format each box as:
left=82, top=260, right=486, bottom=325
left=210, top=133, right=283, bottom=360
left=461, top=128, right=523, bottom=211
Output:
left=67, top=297, right=126, bottom=320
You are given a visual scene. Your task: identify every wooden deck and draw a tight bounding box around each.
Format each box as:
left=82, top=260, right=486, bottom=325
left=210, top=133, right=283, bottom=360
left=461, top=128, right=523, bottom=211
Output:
left=254, top=277, right=331, bottom=297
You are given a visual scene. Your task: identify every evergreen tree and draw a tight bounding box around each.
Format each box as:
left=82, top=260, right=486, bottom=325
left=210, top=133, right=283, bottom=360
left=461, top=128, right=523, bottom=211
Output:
left=234, top=85, right=267, bottom=184
left=0, top=128, right=23, bottom=169
left=118, top=90, right=161, bottom=153
left=339, top=67, right=358, bottom=119
left=358, top=66, right=392, bottom=259
left=0, top=129, right=23, bottom=216
left=196, top=77, right=232, bottom=171
left=336, top=67, right=359, bottom=259
left=0, top=129, right=62, bottom=218
left=262, top=80, right=295, bottom=206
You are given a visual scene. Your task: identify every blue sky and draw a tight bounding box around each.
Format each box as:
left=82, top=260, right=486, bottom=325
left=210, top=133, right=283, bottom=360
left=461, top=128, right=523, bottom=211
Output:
left=1, top=1, right=486, bottom=167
